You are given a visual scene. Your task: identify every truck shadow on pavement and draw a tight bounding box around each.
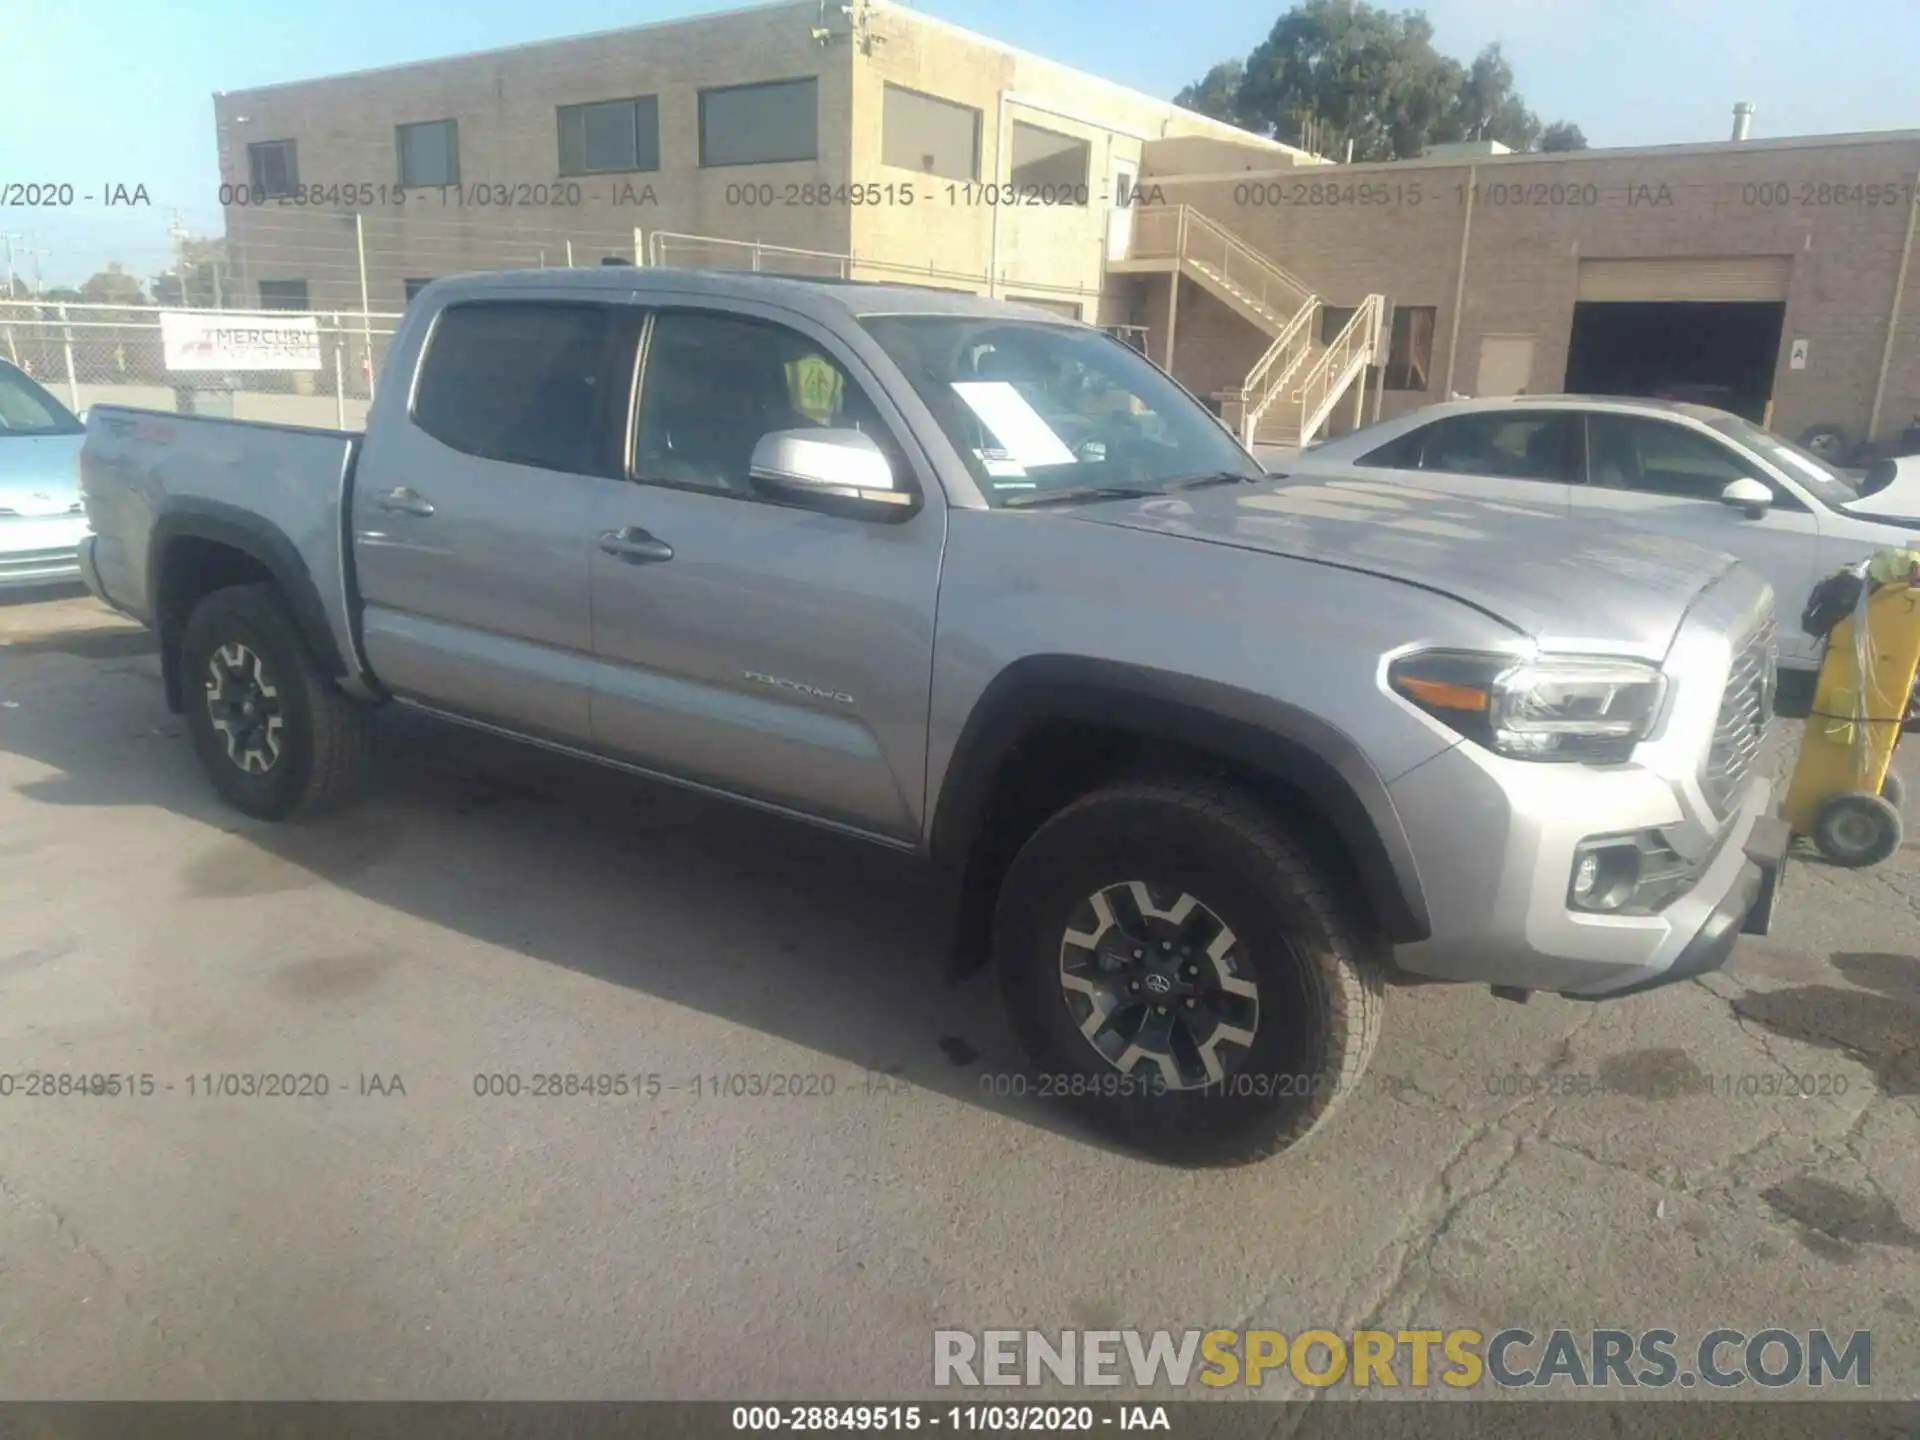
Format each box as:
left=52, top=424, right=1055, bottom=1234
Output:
left=7, top=611, right=1917, bottom=1162
left=2, top=634, right=1137, bottom=1157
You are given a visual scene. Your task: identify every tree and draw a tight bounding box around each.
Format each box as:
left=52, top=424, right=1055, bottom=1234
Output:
left=151, top=236, right=230, bottom=308
left=1178, top=1, right=1576, bottom=161
left=1538, top=120, right=1589, bottom=152
left=1174, top=60, right=1247, bottom=127
left=78, top=262, right=147, bottom=306
left=1443, top=43, right=1540, bottom=151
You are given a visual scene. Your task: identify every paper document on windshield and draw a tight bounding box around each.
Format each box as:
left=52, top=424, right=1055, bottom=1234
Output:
left=951, top=382, right=1078, bottom=469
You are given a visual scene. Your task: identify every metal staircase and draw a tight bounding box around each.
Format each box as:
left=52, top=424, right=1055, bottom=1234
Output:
left=1109, top=204, right=1386, bottom=448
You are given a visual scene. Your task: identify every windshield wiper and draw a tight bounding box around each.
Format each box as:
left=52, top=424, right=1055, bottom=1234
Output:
left=1162, top=470, right=1263, bottom=491
left=1001, top=485, right=1160, bottom=509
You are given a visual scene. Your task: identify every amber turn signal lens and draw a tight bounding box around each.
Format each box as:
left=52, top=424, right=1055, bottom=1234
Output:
left=1394, top=676, right=1490, bottom=713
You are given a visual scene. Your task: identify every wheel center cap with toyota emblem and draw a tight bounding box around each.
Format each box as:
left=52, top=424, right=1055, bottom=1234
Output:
left=1142, top=972, right=1173, bottom=996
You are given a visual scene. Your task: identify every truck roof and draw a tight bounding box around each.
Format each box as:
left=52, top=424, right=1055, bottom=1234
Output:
left=418, top=266, right=1082, bottom=326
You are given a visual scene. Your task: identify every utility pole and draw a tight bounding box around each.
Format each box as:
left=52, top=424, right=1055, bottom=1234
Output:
left=168, top=209, right=192, bottom=306
left=0, top=233, right=21, bottom=367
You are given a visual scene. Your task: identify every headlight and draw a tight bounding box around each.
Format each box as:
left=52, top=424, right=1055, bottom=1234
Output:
left=1388, top=650, right=1668, bottom=763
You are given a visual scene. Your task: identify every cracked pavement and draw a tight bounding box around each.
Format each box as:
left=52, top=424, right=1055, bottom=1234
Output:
left=1, top=591, right=1916, bottom=1401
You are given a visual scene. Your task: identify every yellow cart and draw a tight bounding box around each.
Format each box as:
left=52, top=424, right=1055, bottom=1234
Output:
left=1782, top=558, right=1920, bottom=867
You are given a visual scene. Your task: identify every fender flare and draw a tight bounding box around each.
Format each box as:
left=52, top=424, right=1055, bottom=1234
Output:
left=148, top=500, right=348, bottom=709
left=927, top=656, right=1431, bottom=944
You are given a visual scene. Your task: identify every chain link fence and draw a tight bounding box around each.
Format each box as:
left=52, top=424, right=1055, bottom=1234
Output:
left=0, top=300, right=402, bottom=430
left=7, top=213, right=1124, bottom=431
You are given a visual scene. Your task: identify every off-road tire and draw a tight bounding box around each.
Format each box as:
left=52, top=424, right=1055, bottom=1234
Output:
left=180, top=583, right=376, bottom=821
left=992, top=779, right=1387, bottom=1167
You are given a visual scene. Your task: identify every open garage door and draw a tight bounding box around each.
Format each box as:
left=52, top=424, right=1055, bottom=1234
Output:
left=1575, top=256, right=1792, bottom=303
left=1566, top=259, right=1790, bottom=424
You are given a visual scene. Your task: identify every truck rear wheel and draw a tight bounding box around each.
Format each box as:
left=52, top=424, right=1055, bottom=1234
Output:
left=180, top=583, right=376, bottom=821
left=992, top=780, right=1386, bottom=1166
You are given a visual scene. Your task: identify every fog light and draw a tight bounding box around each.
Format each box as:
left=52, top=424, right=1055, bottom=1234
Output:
left=1569, top=840, right=1642, bottom=912
left=1571, top=851, right=1601, bottom=901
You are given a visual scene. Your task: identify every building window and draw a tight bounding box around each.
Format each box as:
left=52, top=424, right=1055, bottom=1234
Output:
left=397, top=119, right=460, bottom=188
left=881, top=85, right=980, bottom=181
left=558, top=97, right=660, bottom=176
left=413, top=302, right=636, bottom=476
left=1384, top=305, right=1436, bottom=391
left=247, top=140, right=298, bottom=198
left=699, top=79, right=818, bottom=168
left=404, top=278, right=435, bottom=303
left=258, top=279, right=309, bottom=311
left=1009, top=122, right=1090, bottom=201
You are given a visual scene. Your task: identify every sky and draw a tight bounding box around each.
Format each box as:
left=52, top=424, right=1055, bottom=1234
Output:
left=3, top=0, right=1917, bottom=289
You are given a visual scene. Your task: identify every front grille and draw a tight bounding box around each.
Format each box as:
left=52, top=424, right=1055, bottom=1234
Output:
left=1701, top=618, right=1776, bottom=815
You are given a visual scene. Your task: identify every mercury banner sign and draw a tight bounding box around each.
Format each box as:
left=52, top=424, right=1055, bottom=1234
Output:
left=161, top=311, right=323, bottom=372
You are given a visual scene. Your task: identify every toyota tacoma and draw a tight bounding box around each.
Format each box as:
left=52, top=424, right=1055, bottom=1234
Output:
left=77, top=268, right=1787, bottom=1165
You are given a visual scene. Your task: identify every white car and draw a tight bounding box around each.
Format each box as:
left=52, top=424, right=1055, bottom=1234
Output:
left=0, top=359, right=89, bottom=589
left=1262, top=395, right=1920, bottom=671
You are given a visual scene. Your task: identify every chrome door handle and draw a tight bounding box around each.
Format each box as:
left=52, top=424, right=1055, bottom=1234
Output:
left=377, top=487, right=435, bottom=517
left=597, top=527, right=674, bottom=564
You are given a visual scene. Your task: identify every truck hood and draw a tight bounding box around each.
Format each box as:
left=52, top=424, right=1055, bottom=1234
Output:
left=0, top=433, right=84, bottom=514
left=1069, top=471, right=1742, bottom=660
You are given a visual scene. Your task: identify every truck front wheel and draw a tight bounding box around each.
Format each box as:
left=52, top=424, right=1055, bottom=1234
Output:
left=180, top=583, right=376, bottom=820
left=992, top=780, right=1386, bottom=1166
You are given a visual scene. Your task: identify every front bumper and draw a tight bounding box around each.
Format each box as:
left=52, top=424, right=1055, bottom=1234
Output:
left=1565, top=815, right=1788, bottom=1000
left=1384, top=740, right=1781, bottom=999
left=0, top=544, right=84, bottom=589
left=0, top=517, right=88, bottom=590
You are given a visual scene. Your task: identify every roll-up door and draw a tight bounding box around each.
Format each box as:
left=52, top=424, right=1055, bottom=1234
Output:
left=1576, top=256, right=1792, bottom=303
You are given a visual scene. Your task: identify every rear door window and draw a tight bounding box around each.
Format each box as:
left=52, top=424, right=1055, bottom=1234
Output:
left=1355, top=424, right=1431, bottom=469
left=1411, top=411, right=1580, bottom=483
left=412, top=301, right=637, bottom=477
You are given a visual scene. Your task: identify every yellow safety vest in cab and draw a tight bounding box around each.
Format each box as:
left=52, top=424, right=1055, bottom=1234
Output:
left=785, top=355, right=844, bottom=425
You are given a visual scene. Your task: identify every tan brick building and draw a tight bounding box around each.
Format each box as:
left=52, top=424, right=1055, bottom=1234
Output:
left=211, top=0, right=1920, bottom=455
left=1126, top=130, right=1920, bottom=452
left=211, top=0, right=1301, bottom=324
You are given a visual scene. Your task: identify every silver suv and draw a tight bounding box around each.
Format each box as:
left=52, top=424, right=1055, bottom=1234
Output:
left=76, top=269, right=1786, bottom=1165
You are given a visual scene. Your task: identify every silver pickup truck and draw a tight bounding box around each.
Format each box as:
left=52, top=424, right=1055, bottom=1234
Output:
left=77, top=268, right=1788, bottom=1165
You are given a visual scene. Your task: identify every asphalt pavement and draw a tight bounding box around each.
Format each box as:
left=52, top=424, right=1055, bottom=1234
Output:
left=0, top=589, right=1915, bottom=1405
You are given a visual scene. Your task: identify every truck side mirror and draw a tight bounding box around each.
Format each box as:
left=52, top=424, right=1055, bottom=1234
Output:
left=749, top=429, right=918, bottom=522
left=1719, top=477, right=1772, bottom=519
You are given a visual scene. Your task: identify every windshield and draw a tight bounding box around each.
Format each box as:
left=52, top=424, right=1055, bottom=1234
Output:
left=857, top=316, right=1262, bottom=507
left=0, top=364, right=83, bottom=438
left=1709, top=414, right=1859, bottom=508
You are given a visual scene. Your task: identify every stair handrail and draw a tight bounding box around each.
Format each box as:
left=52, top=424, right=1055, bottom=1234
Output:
left=1293, top=294, right=1385, bottom=444
left=1236, top=297, right=1320, bottom=445
left=1181, top=207, right=1318, bottom=318
left=1125, top=205, right=1317, bottom=324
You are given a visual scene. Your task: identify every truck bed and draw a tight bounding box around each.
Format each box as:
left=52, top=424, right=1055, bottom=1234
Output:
left=78, top=405, right=367, bottom=689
